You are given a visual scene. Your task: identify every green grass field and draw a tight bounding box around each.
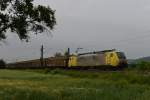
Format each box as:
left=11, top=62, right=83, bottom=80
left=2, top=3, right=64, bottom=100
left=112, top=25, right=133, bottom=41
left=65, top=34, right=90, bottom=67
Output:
left=0, top=69, right=150, bottom=100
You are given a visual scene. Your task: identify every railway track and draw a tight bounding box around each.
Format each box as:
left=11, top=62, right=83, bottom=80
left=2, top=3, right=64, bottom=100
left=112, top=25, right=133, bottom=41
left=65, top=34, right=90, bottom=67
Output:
left=5, top=65, right=126, bottom=72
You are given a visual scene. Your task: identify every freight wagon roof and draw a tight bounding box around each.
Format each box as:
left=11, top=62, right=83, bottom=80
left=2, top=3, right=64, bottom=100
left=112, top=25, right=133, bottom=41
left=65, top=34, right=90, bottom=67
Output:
left=8, top=56, right=66, bottom=65
left=8, top=58, right=50, bottom=64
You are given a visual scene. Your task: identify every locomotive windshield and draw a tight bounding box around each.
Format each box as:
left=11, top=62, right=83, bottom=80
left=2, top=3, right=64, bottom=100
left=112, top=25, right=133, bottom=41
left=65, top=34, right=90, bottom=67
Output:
left=117, top=52, right=126, bottom=59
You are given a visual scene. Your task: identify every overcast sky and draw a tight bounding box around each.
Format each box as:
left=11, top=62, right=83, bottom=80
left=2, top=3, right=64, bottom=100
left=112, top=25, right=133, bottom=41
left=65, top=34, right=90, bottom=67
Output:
left=1, top=0, right=150, bottom=62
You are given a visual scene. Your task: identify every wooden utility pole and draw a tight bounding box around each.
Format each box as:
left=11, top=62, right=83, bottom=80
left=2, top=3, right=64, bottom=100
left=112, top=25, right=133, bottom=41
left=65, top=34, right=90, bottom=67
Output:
left=40, top=45, right=44, bottom=67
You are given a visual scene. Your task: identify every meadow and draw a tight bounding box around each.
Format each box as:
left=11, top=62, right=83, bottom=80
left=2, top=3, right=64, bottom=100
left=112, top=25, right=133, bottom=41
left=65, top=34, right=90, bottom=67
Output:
left=0, top=67, right=150, bottom=100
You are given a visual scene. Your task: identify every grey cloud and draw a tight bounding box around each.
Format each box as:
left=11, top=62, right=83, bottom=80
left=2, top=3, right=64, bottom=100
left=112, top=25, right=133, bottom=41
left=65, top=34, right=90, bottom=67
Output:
left=1, top=0, right=150, bottom=62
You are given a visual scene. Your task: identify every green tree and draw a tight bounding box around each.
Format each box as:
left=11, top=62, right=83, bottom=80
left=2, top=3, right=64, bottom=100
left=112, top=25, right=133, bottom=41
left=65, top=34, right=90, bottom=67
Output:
left=0, top=59, right=6, bottom=68
left=0, top=0, right=56, bottom=41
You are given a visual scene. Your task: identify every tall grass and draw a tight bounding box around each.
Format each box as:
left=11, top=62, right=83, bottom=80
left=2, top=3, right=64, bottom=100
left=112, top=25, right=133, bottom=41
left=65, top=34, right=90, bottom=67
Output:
left=0, top=87, right=52, bottom=100
left=0, top=69, right=150, bottom=100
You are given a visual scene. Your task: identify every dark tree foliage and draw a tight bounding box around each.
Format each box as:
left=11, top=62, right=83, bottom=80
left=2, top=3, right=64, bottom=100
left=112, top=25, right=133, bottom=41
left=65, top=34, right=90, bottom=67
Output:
left=54, top=52, right=63, bottom=57
left=0, top=0, right=56, bottom=41
left=0, top=59, right=6, bottom=68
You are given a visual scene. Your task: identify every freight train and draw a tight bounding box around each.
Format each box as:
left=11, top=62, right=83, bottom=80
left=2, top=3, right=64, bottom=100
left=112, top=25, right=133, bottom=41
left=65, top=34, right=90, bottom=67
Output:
left=6, top=49, right=128, bottom=69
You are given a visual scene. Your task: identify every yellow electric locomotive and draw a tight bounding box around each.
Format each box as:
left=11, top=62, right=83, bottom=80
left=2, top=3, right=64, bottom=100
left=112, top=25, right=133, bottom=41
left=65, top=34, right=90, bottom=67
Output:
left=68, top=49, right=127, bottom=69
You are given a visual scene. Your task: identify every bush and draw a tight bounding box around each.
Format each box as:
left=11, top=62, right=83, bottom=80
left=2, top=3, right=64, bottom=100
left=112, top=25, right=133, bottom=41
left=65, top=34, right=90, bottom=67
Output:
left=137, top=61, right=150, bottom=70
left=129, top=61, right=150, bottom=71
left=0, top=59, right=6, bottom=68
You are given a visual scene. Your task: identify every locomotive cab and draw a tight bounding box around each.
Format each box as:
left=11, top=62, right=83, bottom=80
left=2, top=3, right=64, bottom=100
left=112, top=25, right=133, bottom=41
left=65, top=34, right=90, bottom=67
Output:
left=116, top=52, right=128, bottom=67
left=104, top=50, right=127, bottom=68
